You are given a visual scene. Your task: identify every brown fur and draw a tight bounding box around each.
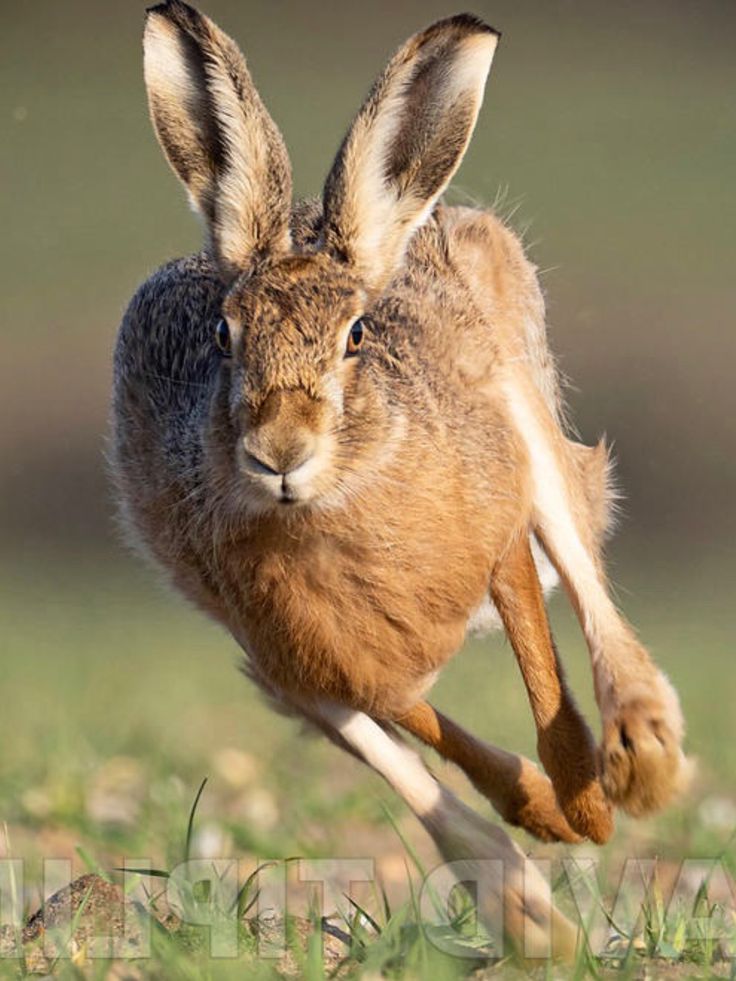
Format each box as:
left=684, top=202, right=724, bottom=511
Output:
left=489, top=534, right=613, bottom=843
left=111, top=2, right=688, bottom=956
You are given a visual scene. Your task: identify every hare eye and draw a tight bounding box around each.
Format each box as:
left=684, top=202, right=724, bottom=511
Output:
left=345, top=318, right=365, bottom=358
left=215, top=318, right=232, bottom=357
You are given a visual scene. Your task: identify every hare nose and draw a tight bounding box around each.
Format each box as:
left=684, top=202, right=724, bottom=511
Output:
left=243, top=438, right=315, bottom=477
left=244, top=451, right=281, bottom=477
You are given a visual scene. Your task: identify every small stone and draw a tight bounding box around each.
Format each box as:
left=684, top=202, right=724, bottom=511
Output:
left=22, top=873, right=153, bottom=967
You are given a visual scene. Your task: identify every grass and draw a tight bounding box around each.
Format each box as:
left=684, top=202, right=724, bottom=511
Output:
left=0, top=542, right=734, bottom=977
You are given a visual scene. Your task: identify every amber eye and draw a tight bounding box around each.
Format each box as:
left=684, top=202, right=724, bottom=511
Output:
left=215, top=318, right=232, bottom=357
left=345, top=318, right=366, bottom=357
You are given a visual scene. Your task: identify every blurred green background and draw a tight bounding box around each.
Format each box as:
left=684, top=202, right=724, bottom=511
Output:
left=0, top=0, right=734, bottom=889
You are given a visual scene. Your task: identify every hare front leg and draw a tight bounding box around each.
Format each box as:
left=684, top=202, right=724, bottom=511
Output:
left=490, top=534, right=613, bottom=843
left=503, top=374, right=688, bottom=817
left=537, top=555, right=687, bottom=817
left=396, top=700, right=582, bottom=844
left=316, top=701, right=579, bottom=962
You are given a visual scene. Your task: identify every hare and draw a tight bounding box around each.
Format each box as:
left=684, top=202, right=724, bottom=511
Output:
left=111, top=0, right=688, bottom=958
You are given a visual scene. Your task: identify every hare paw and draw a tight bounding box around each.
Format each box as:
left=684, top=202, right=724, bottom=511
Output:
left=601, top=673, right=689, bottom=816
left=536, top=709, right=614, bottom=844
left=502, top=759, right=584, bottom=845
left=552, top=776, right=614, bottom=846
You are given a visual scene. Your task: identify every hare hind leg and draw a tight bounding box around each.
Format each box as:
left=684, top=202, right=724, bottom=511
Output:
left=503, top=373, right=688, bottom=817
left=317, top=701, right=578, bottom=962
left=396, top=701, right=581, bottom=844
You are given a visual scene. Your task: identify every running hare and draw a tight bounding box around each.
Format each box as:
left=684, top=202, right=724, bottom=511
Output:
left=112, top=0, right=688, bottom=956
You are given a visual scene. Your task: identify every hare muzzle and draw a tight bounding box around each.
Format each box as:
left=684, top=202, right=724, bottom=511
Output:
left=240, top=388, right=331, bottom=505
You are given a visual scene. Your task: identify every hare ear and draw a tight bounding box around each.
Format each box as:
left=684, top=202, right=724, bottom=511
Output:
left=143, top=0, right=292, bottom=280
left=322, top=15, right=499, bottom=291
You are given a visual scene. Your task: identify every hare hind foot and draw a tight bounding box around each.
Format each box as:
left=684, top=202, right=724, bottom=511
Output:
left=428, top=796, right=580, bottom=962
left=394, top=701, right=583, bottom=845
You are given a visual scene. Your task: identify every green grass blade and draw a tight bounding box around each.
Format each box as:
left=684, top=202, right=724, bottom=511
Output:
left=113, top=867, right=171, bottom=879
left=184, top=776, right=208, bottom=865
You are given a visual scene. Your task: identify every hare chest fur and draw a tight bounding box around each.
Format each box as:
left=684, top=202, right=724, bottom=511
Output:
left=227, top=515, right=559, bottom=716
left=210, top=426, right=527, bottom=719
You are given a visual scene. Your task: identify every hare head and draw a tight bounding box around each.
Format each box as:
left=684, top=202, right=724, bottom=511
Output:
left=143, top=0, right=498, bottom=511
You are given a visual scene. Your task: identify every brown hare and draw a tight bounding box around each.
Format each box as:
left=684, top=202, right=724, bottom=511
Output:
left=111, top=0, right=688, bottom=957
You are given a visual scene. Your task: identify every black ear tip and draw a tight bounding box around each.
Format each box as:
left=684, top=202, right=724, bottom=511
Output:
left=455, top=13, right=502, bottom=39
left=145, top=1, right=176, bottom=20
left=145, top=0, right=199, bottom=20
left=422, top=13, right=501, bottom=44
left=145, top=0, right=205, bottom=36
